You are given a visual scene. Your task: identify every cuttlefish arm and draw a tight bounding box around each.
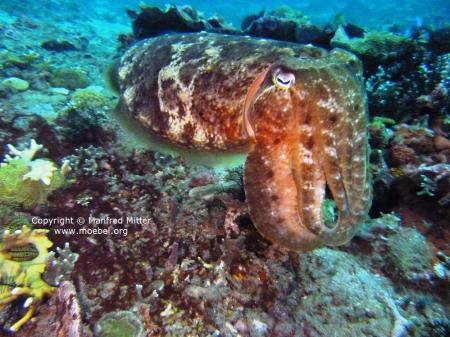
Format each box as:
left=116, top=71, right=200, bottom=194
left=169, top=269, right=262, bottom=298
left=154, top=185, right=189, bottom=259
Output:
left=242, top=65, right=274, bottom=141
left=242, top=53, right=371, bottom=251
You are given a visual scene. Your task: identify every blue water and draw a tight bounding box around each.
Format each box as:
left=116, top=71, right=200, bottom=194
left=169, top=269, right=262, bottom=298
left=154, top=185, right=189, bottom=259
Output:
left=2, top=0, right=449, bottom=30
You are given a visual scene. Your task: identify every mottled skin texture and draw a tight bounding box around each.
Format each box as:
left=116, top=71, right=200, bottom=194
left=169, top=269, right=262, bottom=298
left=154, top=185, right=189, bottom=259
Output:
left=117, top=32, right=371, bottom=251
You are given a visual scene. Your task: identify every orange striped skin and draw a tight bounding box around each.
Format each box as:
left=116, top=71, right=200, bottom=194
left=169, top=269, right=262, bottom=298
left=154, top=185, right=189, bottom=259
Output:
left=117, top=32, right=371, bottom=251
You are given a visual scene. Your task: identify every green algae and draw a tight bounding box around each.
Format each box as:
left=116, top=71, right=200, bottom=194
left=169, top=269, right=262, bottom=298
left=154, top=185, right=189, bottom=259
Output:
left=95, top=311, right=144, bottom=337
left=50, top=67, right=90, bottom=90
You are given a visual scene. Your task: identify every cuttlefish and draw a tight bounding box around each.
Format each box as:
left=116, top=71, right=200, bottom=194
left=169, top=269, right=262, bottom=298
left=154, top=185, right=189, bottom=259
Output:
left=113, top=32, right=372, bottom=251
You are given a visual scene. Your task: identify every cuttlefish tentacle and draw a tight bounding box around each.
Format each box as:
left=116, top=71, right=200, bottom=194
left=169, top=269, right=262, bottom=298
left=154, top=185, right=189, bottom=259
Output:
left=242, top=65, right=275, bottom=141
left=244, top=141, right=324, bottom=251
left=319, top=61, right=371, bottom=245
left=290, top=88, right=328, bottom=236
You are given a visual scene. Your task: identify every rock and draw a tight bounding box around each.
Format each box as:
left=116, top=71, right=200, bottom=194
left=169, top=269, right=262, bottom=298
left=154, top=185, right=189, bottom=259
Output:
left=15, top=281, right=90, bottom=337
left=27, top=103, right=58, bottom=122
left=428, top=27, right=450, bottom=55
left=128, top=4, right=238, bottom=40
left=295, top=24, right=334, bottom=47
left=371, top=168, right=396, bottom=214
left=385, top=227, right=433, bottom=280
left=242, top=8, right=332, bottom=47
left=41, top=39, right=78, bottom=52
left=246, top=310, right=272, bottom=337
left=241, top=11, right=264, bottom=30
left=244, top=15, right=298, bottom=42
left=1, top=77, right=29, bottom=91
left=50, top=87, right=70, bottom=95
left=296, top=248, right=394, bottom=336
left=343, top=23, right=365, bottom=38
left=50, top=67, right=90, bottom=90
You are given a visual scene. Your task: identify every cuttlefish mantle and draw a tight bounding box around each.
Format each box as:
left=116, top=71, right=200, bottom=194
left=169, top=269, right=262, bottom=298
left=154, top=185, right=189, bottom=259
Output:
left=115, top=32, right=372, bottom=251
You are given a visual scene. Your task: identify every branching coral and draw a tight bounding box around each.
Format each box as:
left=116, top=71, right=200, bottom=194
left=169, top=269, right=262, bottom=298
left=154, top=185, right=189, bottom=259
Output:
left=365, top=52, right=450, bottom=120
left=0, top=139, right=71, bottom=209
left=369, top=116, right=395, bottom=149
left=0, top=226, right=55, bottom=332
left=43, top=242, right=79, bottom=286
left=405, top=163, right=450, bottom=205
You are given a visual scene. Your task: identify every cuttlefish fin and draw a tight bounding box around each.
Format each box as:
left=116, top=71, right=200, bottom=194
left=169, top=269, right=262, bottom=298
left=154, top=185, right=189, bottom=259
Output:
left=242, top=65, right=274, bottom=141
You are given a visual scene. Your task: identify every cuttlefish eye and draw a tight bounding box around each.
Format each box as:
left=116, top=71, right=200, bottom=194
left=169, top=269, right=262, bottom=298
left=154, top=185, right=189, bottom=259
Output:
left=272, top=69, right=296, bottom=90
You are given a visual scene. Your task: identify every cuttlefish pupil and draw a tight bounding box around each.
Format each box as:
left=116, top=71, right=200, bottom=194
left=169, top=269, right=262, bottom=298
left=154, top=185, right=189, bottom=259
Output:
left=273, top=69, right=296, bottom=90
left=115, top=32, right=372, bottom=252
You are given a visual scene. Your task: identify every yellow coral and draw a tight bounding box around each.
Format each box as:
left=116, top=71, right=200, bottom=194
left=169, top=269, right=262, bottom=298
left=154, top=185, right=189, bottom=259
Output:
left=0, top=139, right=70, bottom=209
left=70, top=87, right=115, bottom=111
left=331, top=26, right=416, bottom=60
left=0, top=226, right=55, bottom=332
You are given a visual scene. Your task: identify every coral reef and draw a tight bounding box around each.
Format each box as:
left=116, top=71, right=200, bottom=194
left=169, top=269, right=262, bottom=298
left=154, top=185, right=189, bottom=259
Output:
left=0, top=50, right=39, bottom=70
left=0, top=205, right=30, bottom=232
left=0, top=2, right=448, bottom=336
left=297, top=248, right=396, bottom=336
left=365, top=52, right=449, bottom=120
left=428, top=27, right=450, bottom=54
left=331, top=26, right=418, bottom=68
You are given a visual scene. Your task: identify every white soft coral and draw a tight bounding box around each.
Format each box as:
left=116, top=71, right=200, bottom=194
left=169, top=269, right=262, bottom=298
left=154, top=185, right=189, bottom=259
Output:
left=23, top=159, right=57, bottom=185
left=1, top=139, right=70, bottom=186
left=3, top=139, right=43, bottom=162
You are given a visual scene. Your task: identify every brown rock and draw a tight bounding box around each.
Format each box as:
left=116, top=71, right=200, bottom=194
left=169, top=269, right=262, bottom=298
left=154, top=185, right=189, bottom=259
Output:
left=434, top=135, right=450, bottom=151
left=15, top=282, right=91, bottom=337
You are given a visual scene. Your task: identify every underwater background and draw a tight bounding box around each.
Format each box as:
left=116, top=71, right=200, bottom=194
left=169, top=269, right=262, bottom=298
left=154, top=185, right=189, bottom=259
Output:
left=0, top=0, right=449, bottom=336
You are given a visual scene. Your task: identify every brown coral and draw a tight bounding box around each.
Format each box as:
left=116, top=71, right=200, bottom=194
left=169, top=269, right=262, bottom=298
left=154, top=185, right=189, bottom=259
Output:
left=389, top=144, right=417, bottom=166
